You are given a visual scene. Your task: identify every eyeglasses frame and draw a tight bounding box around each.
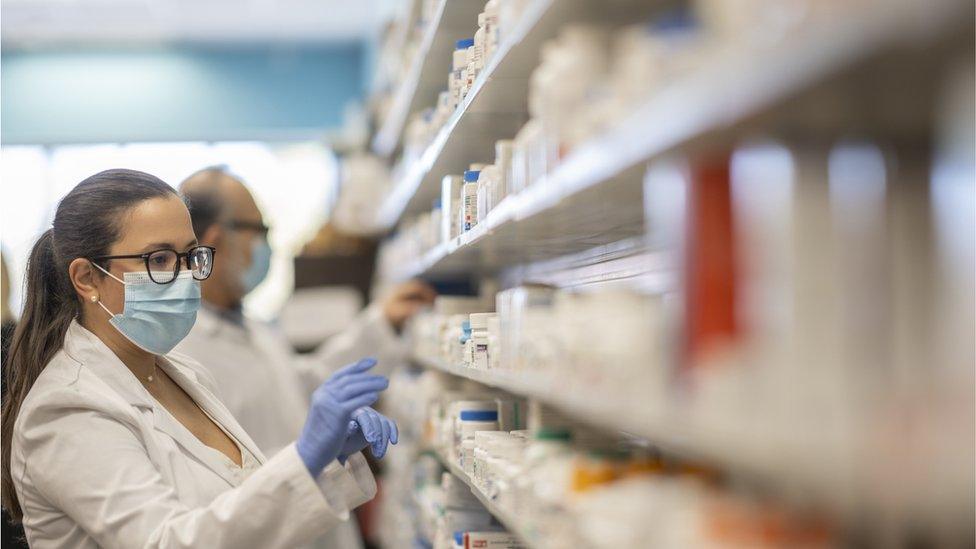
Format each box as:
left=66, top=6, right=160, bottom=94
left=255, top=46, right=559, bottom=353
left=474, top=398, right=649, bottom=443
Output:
left=91, top=245, right=217, bottom=285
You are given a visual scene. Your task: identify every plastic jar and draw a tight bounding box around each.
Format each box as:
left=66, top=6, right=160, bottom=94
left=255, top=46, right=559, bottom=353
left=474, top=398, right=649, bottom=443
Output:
left=493, top=139, right=514, bottom=208
left=487, top=314, right=501, bottom=370
left=462, top=169, right=480, bottom=232
left=452, top=401, right=498, bottom=451
left=441, top=174, right=464, bottom=242
left=473, top=430, right=508, bottom=487
left=469, top=312, right=494, bottom=369
left=483, top=0, right=500, bottom=59
left=472, top=13, right=486, bottom=79
left=458, top=410, right=498, bottom=470
left=475, top=165, right=496, bottom=224
left=451, top=39, right=474, bottom=107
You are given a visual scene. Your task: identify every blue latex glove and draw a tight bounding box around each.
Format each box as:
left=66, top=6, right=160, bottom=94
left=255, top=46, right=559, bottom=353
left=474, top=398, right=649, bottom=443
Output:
left=338, top=407, right=399, bottom=463
left=296, top=358, right=389, bottom=477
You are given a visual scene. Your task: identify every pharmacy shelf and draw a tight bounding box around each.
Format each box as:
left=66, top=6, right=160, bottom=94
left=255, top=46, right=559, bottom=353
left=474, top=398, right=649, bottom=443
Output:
left=371, top=0, right=487, bottom=157
left=386, top=162, right=647, bottom=282
left=377, top=0, right=968, bottom=226
left=417, top=354, right=675, bottom=451
left=376, top=0, right=579, bottom=224
left=433, top=449, right=567, bottom=549
left=413, top=354, right=896, bottom=518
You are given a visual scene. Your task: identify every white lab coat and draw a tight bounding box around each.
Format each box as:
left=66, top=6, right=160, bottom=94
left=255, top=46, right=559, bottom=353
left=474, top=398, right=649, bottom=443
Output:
left=173, top=303, right=409, bottom=548
left=11, top=320, right=376, bottom=549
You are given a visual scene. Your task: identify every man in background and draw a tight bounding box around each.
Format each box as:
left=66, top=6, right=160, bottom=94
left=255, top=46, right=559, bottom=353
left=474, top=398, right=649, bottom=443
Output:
left=176, top=167, right=434, bottom=548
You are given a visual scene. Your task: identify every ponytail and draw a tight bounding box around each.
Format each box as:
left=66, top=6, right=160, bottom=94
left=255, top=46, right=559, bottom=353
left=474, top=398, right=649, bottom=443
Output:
left=1, top=230, right=75, bottom=518
left=1, top=169, right=176, bottom=520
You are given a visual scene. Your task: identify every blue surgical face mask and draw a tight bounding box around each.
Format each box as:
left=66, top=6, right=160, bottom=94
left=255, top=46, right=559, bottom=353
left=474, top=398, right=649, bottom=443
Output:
left=240, top=237, right=271, bottom=295
left=93, top=267, right=201, bottom=355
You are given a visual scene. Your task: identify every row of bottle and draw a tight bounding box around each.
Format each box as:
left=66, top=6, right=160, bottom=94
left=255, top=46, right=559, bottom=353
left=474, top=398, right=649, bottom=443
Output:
left=383, top=368, right=838, bottom=548
left=410, top=289, right=667, bottom=409
left=396, top=128, right=975, bottom=540
left=368, top=0, right=441, bottom=129
left=398, top=0, right=534, bottom=171
left=375, top=138, right=514, bottom=279
left=393, top=4, right=710, bottom=195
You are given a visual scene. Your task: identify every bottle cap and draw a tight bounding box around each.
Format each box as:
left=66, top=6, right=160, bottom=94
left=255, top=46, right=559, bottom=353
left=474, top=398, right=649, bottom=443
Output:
left=464, top=170, right=481, bottom=182
left=456, top=38, right=475, bottom=49
left=460, top=410, right=498, bottom=421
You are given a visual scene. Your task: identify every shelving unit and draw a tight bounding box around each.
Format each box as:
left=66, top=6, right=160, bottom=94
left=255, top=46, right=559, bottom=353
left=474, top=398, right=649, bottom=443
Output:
left=375, top=0, right=968, bottom=232
left=432, top=450, right=552, bottom=549
left=413, top=355, right=859, bottom=514
left=372, top=0, right=974, bottom=545
left=371, top=0, right=488, bottom=158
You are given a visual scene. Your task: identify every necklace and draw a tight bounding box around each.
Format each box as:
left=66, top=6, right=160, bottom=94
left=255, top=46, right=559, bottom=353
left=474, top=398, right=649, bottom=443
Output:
left=146, top=361, right=158, bottom=383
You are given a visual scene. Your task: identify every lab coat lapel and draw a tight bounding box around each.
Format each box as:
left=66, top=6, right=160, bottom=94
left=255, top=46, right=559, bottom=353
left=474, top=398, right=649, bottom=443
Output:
left=148, top=405, right=241, bottom=487
left=65, top=321, right=242, bottom=486
left=158, top=356, right=267, bottom=464
left=63, top=320, right=155, bottom=410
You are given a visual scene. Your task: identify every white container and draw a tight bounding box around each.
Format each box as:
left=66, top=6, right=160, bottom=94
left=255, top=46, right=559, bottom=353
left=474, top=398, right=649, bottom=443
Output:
left=441, top=174, right=464, bottom=242
left=460, top=439, right=477, bottom=473
left=462, top=45, right=477, bottom=100
left=494, top=140, right=514, bottom=207
left=476, top=165, right=495, bottom=224
left=459, top=413, right=498, bottom=469
left=487, top=314, right=501, bottom=369
left=451, top=39, right=474, bottom=107
left=460, top=417, right=498, bottom=440
left=469, top=312, right=494, bottom=369
left=473, top=430, right=508, bottom=485
left=497, top=0, right=529, bottom=46
left=483, top=0, right=500, bottom=60
left=462, top=169, right=481, bottom=232
left=452, top=400, right=497, bottom=455
left=472, top=13, right=486, bottom=76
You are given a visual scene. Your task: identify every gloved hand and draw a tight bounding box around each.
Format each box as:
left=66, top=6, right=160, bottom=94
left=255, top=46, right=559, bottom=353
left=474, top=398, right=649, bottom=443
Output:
left=296, top=358, right=389, bottom=477
left=338, top=407, right=399, bottom=463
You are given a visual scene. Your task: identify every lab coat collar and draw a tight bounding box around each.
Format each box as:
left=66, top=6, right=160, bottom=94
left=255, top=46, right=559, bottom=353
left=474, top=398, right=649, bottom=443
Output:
left=151, top=357, right=263, bottom=486
left=63, top=320, right=263, bottom=486
left=63, top=320, right=155, bottom=409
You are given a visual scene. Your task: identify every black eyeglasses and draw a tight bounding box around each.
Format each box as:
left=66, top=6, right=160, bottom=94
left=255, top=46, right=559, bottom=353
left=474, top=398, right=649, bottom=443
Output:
left=92, top=246, right=216, bottom=285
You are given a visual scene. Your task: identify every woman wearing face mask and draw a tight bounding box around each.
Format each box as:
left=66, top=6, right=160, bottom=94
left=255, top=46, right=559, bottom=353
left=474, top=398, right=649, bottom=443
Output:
left=1, top=169, right=398, bottom=548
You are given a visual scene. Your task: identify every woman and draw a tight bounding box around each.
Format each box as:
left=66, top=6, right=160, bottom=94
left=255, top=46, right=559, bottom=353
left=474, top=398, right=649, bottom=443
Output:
left=1, top=169, right=398, bottom=548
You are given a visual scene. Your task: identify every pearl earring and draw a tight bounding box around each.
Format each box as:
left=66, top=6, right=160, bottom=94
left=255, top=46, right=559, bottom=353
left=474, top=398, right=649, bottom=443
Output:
left=91, top=295, right=98, bottom=303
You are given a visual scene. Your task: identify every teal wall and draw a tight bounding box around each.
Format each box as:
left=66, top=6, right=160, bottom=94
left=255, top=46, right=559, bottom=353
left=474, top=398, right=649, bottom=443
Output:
left=1, top=44, right=365, bottom=144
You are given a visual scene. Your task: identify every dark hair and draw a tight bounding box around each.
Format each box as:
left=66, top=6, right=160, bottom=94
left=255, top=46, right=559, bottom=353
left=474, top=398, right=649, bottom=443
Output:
left=181, top=165, right=230, bottom=238
left=1, top=169, right=177, bottom=520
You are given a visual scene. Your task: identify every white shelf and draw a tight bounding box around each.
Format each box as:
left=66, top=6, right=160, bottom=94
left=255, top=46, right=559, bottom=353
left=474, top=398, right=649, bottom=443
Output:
left=412, top=354, right=891, bottom=517
left=377, top=0, right=968, bottom=226
left=377, top=0, right=575, bottom=224
left=385, top=148, right=647, bottom=282
left=371, top=0, right=487, bottom=157
left=434, top=449, right=565, bottom=549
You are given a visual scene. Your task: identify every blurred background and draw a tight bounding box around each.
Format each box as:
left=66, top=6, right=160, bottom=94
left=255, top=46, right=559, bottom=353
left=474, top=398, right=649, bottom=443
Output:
left=2, top=0, right=395, bottom=319
left=1, top=0, right=974, bottom=547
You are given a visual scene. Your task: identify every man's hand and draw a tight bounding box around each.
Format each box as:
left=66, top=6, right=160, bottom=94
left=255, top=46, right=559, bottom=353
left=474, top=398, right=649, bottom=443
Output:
left=382, top=280, right=436, bottom=331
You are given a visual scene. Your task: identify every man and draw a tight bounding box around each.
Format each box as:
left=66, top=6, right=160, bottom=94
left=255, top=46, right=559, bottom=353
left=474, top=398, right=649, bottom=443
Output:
left=175, top=167, right=435, bottom=549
